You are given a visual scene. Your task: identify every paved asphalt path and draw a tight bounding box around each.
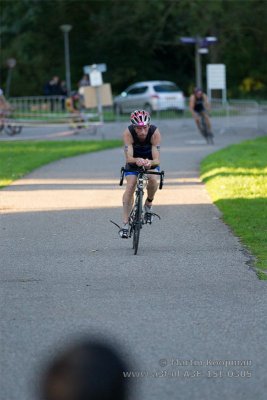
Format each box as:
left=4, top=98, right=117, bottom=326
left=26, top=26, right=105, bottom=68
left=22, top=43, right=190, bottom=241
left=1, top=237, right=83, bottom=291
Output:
left=0, top=119, right=266, bottom=400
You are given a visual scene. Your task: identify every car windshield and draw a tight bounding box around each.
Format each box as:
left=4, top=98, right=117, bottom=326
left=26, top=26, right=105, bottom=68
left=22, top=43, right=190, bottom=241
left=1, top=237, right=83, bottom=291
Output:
left=127, top=86, right=148, bottom=95
left=153, top=84, right=180, bottom=93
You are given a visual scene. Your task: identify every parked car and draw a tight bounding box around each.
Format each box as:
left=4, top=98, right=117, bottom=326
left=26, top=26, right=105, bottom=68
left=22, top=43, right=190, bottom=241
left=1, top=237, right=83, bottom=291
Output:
left=113, top=80, right=185, bottom=114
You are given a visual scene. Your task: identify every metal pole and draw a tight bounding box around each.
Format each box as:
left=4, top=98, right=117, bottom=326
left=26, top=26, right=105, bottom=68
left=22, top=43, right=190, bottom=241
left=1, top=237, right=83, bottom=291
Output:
left=60, top=25, right=72, bottom=96
left=195, top=37, right=202, bottom=88
left=95, top=86, right=103, bottom=123
left=5, top=69, right=12, bottom=98
left=5, top=58, right=16, bottom=98
left=63, top=31, right=71, bottom=96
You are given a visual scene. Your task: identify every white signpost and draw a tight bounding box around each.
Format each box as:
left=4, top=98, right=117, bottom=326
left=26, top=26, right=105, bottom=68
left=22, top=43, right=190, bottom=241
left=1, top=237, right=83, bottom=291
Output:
left=89, top=69, right=103, bottom=86
left=207, top=64, right=227, bottom=103
left=83, top=64, right=107, bottom=121
left=83, top=63, right=107, bottom=86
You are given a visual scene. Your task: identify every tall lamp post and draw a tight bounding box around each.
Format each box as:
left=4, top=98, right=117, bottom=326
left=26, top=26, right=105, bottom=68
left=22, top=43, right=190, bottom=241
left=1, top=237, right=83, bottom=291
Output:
left=5, top=58, right=16, bottom=98
left=180, top=36, right=217, bottom=89
left=60, top=24, right=72, bottom=96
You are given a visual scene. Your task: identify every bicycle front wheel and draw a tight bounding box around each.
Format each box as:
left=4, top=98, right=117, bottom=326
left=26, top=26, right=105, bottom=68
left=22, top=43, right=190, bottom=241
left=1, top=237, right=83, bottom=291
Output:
left=133, top=191, right=143, bottom=255
left=13, top=126, right=22, bottom=134
left=200, top=116, right=210, bottom=142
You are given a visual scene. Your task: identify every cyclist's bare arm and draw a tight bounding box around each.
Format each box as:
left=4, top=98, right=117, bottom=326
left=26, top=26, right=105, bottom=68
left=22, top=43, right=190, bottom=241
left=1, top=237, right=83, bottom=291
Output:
left=150, top=129, right=161, bottom=167
left=123, top=129, right=136, bottom=164
left=189, top=95, right=198, bottom=117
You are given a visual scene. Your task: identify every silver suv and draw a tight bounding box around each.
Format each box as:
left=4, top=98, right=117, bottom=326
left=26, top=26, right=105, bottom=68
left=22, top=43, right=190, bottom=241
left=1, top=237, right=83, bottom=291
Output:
left=114, top=80, right=185, bottom=114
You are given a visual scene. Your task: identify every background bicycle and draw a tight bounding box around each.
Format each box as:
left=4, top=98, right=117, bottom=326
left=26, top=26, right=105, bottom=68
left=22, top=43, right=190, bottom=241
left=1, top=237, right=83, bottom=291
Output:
left=199, top=113, right=214, bottom=144
left=0, top=113, right=23, bottom=136
left=0, top=94, right=23, bottom=137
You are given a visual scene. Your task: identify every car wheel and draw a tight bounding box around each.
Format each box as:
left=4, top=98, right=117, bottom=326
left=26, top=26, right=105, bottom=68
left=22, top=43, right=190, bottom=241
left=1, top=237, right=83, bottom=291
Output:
left=114, top=103, right=122, bottom=115
left=144, top=103, right=153, bottom=114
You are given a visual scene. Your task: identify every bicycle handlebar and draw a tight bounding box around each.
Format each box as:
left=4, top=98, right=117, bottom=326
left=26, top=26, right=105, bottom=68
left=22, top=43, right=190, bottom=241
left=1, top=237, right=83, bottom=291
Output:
left=119, top=167, right=165, bottom=189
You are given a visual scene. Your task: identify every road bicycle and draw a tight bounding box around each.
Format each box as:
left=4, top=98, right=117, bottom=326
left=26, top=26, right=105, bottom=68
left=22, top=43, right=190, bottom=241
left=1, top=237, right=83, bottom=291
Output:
left=111, top=166, right=164, bottom=255
left=0, top=121, right=22, bottom=136
left=0, top=111, right=23, bottom=136
left=199, top=112, right=214, bottom=144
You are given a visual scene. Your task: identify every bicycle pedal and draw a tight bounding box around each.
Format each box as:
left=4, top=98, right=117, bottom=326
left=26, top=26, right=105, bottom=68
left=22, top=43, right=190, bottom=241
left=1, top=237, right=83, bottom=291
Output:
left=144, top=212, right=152, bottom=224
left=119, top=228, right=129, bottom=239
left=144, top=212, right=160, bottom=224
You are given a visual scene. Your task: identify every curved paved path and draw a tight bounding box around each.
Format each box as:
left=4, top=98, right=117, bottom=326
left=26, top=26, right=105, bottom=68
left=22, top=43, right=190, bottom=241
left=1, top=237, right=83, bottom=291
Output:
left=0, top=121, right=266, bottom=400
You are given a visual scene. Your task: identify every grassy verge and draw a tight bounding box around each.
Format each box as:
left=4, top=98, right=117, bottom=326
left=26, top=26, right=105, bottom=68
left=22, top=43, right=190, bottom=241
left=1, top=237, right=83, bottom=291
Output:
left=0, top=140, right=122, bottom=189
left=200, top=136, right=267, bottom=280
left=12, top=109, right=231, bottom=123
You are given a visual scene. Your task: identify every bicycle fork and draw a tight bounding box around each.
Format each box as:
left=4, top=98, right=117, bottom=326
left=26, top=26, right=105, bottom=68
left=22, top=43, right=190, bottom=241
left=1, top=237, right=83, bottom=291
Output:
left=128, top=179, right=145, bottom=238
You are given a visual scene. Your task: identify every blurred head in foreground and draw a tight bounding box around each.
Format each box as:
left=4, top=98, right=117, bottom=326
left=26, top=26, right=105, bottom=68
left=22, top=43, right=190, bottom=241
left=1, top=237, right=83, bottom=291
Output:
left=40, top=338, right=130, bottom=400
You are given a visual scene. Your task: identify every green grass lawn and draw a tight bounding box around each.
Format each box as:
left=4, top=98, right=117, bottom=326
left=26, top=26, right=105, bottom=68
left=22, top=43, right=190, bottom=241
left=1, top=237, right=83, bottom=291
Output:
left=0, top=140, right=122, bottom=188
left=200, top=136, right=267, bottom=280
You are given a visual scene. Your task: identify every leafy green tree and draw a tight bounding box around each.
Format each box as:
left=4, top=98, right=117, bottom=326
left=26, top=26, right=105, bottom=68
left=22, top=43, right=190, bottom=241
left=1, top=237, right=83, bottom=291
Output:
left=0, top=0, right=266, bottom=98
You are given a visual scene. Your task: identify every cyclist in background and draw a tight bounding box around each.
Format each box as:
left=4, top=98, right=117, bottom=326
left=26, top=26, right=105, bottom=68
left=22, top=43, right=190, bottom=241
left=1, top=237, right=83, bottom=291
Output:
left=120, top=110, right=161, bottom=238
left=0, top=88, right=13, bottom=133
left=189, top=87, right=213, bottom=138
left=0, top=88, right=12, bottom=117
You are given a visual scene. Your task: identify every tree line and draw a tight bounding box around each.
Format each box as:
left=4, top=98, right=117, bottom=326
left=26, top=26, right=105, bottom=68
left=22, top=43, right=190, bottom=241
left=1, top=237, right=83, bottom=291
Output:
left=0, top=0, right=266, bottom=99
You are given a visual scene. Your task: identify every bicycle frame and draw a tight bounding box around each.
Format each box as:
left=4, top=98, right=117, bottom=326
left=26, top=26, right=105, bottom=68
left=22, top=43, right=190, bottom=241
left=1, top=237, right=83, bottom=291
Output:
left=120, top=166, right=164, bottom=254
left=129, top=171, right=145, bottom=253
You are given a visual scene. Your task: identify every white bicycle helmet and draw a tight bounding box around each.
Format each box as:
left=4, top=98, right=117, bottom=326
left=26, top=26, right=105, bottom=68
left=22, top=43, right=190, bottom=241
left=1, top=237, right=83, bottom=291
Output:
left=130, top=110, right=151, bottom=126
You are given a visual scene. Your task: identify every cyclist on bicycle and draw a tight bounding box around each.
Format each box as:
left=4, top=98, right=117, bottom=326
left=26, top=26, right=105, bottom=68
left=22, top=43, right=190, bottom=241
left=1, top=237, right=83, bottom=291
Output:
left=189, top=87, right=213, bottom=139
left=120, top=110, right=161, bottom=238
left=0, top=88, right=12, bottom=117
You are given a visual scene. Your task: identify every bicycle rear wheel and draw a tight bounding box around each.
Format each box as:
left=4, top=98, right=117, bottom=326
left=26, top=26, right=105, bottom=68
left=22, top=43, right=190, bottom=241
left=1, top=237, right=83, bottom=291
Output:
left=133, top=191, right=143, bottom=255
left=4, top=125, right=17, bottom=136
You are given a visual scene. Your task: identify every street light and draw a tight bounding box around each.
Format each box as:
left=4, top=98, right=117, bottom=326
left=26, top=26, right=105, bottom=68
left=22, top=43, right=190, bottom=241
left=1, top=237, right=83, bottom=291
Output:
left=5, top=58, right=16, bottom=98
left=180, top=36, right=218, bottom=89
left=60, top=24, right=72, bottom=96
